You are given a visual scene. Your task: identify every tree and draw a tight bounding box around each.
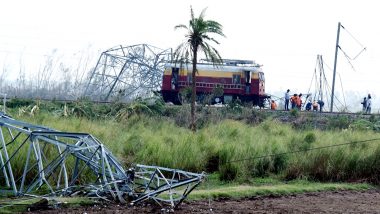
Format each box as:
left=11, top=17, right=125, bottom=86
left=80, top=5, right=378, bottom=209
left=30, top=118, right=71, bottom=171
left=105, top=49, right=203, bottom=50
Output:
left=174, top=6, right=225, bottom=131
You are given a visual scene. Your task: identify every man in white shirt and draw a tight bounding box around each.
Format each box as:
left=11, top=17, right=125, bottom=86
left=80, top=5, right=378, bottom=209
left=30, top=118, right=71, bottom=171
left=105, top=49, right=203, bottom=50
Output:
left=284, top=89, right=290, bottom=111
left=366, top=94, right=372, bottom=114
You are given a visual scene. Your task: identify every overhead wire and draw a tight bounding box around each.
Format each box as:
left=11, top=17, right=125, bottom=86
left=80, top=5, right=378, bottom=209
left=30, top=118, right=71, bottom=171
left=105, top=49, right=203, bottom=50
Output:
left=338, top=46, right=357, bottom=72
left=340, top=24, right=365, bottom=49
left=320, top=60, right=347, bottom=110
left=306, top=57, right=318, bottom=101
left=338, top=72, right=348, bottom=111
left=226, top=138, right=380, bottom=164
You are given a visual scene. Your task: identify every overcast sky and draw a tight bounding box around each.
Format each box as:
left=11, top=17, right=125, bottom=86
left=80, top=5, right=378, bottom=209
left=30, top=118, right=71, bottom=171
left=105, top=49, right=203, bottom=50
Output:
left=0, top=0, right=378, bottom=112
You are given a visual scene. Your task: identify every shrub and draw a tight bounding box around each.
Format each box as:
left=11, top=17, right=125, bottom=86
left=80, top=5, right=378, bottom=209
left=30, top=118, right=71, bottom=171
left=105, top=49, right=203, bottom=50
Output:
left=246, top=109, right=266, bottom=125
left=205, top=154, right=219, bottom=172
left=218, top=147, right=238, bottom=181
left=290, top=108, right=299, bottom=117
left=327, top=116, right=351, bottom=130
left=7, top=98, right=35, bottom=108
left=304, top=132, right=316, bottom=144
left=349, top=119, right=374, bottom=131
left=179, top=86, right=192, bottom=104
left=227, top=98, right=243, bottom=114
left=219, top=163, right=238, bottom=181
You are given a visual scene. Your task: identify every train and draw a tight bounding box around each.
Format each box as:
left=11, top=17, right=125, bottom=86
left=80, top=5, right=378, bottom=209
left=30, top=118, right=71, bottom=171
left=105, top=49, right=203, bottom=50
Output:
left=161, top=59, right=269, bottom=107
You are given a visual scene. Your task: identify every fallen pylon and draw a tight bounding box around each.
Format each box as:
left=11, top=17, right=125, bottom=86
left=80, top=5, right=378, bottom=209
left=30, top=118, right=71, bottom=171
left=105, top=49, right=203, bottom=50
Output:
left=0, top=112, right=204, bottom=208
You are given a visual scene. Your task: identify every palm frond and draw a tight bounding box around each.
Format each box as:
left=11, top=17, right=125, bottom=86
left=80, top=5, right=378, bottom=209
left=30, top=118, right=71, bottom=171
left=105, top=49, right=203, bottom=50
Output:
left=199, top=7, right=208, bottom=20
left=174, top=24, right=188, bottom=30
left=201, top=34, right=220, bottom=45
left=190, top=6, right=195, bottom=22
left=200, top=43, right=223, bottom=66
left=174, top=7, right=224, bottom=66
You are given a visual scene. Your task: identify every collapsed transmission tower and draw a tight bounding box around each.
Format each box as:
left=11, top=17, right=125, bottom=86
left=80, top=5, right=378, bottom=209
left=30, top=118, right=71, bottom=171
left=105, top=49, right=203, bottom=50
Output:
left=0, top=112, right=204, bottom=208
left=84, top=44, right=172, bottom=102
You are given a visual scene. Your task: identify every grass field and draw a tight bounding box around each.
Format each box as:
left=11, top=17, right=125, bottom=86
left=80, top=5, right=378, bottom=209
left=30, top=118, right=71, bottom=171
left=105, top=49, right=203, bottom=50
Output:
left=1, top=101, right=380, bottom=212
left=10, top=105, right=380, bottom=184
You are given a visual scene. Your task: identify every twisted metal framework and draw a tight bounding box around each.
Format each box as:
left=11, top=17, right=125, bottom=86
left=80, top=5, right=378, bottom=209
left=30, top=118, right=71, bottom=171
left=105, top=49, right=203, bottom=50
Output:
left=0, top=112, right=204, bottom=208
left=84, top=44, right=172, bottom=102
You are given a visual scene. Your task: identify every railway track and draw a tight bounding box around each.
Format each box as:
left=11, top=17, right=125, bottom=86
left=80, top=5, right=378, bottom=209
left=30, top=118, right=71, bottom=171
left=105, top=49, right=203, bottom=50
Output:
left=266, top=108, right=378, bottom=119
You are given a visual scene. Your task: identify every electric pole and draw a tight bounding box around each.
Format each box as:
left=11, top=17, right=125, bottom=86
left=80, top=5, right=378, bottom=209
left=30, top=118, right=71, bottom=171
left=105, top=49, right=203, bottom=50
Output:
left=330, top=22, right=341, bottom=112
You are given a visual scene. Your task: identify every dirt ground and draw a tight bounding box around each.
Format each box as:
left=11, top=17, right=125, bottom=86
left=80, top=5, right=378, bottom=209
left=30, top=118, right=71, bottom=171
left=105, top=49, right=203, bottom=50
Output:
left=31, top=189, right=380, bottom=213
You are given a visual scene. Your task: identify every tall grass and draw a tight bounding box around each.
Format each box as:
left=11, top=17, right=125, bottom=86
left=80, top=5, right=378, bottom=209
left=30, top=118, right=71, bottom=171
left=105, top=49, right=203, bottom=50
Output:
left=10, top=108, right=380, bottom=184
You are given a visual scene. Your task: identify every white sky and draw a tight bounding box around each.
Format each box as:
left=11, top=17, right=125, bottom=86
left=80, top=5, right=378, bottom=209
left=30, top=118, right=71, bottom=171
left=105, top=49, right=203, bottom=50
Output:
left=0, top=0, right=378, bottom=112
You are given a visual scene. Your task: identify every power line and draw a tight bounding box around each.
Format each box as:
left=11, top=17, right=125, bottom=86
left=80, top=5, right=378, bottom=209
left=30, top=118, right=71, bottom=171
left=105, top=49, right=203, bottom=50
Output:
left=341, top=24, right=366, bottom=49
left=226, top=138, right=380, bottom=164
left=338, top=46, right=358, bottom=72
left=338, top=72, right=347, bottom=109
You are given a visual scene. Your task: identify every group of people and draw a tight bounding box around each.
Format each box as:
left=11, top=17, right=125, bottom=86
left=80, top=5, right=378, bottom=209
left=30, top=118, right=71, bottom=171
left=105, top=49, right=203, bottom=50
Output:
left=284, top=89, right=324, bottom=112
left=361, top=94, right=372, bottom=114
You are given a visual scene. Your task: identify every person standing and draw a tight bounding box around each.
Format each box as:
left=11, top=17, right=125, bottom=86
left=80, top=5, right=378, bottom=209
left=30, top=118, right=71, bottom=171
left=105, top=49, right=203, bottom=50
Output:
left=297, top=93, right=303, bottom=110
left=318, top=100, right=324, bottom=112
left=271, top=100, right=277, bottom=110
left=366, top=94, right=372, bottom=114
left=361, top=97, right=367, bottom=113
left=290, top=94, right=298, bottom=109
left=284, top=89, right=290, bottom=111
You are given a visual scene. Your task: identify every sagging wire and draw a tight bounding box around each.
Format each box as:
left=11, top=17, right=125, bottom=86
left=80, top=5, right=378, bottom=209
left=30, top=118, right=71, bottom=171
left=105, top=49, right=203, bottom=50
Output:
left=306, top=57, right=318, bottom=101
left=341, top=24, right=366, bottom=50
left=226, top=138, right=380, bottom=164
left=338, top=24, right=367, bottom=71
left=338, top=72, right=348, bottom=111
left=339, top=46, right=358, bottom=72
left=320, top=60, right=348, bottom=111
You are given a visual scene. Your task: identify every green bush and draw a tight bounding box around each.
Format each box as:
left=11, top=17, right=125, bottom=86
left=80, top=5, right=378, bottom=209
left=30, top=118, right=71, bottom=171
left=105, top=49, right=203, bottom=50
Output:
left=246, top=109, right=266, bottom=125
left=290, top=108, right=299, bottom=117
left=179, top=86, right=192, bottom=104
left=218, top=148, right=238, bottom=181
left=7, top=98, right=35, bottom=108
left=327, top=116, right=351, bottom=130
left=349, top=119, right=374, bottom=131
left=304, top=132, right=316, bottom=144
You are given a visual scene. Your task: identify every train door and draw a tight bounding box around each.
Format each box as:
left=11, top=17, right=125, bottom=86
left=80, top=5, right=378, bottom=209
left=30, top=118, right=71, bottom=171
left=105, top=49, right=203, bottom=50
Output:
left=245, top=70, right=251, bottom=94
left=258, top=72, right=265, bottom=95
left=171, top=67, right=179, bottom=90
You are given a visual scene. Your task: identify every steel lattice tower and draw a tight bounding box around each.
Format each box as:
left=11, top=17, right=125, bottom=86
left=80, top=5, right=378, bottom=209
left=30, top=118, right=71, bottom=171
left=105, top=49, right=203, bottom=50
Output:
left=0, top=112, right=204, bottom=208
left=84, top=44, right=172, bottom=102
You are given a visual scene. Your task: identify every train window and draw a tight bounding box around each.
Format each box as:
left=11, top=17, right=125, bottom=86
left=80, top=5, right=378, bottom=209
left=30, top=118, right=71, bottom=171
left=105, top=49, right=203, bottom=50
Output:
left=171, top=67, right=179, bottom=89
left=245, top=71, right=251, bottom=83
left=232, top=74, right=241, bottom=84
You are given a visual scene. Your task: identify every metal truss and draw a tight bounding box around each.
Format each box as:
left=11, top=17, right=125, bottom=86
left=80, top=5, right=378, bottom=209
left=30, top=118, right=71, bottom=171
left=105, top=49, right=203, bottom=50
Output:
left=0, top=112, right=204, bottom=208
left=84, top=44, right=172, bottom=102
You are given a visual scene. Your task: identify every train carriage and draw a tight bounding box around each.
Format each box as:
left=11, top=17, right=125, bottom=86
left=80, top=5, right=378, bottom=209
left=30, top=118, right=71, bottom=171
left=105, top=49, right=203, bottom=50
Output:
left=161, top=59, right=269, bottom=107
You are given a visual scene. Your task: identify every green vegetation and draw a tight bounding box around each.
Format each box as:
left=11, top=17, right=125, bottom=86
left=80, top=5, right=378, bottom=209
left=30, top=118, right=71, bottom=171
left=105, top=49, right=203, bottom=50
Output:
left=1, top=97, right=379, bottom=212
left=5, top=98, right=380, bottom=185
left=0, top=197, right=94, bottom=213
left=190, top=174, right=374, bottom=200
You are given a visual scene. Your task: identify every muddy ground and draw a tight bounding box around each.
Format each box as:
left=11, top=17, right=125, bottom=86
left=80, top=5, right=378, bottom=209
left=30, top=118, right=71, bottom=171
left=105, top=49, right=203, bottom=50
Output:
left=29, top=189, right=380, bottom=213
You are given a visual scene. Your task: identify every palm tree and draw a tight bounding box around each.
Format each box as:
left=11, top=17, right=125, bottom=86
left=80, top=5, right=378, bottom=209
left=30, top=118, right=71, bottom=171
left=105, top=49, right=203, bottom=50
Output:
left=174, top=6, right=225, bottom=131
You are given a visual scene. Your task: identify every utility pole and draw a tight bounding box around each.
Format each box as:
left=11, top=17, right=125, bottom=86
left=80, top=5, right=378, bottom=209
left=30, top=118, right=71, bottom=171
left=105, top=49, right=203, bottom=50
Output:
left=319, top=55, right=324, bottom=103
left=330, top=22, right=341, bottom=112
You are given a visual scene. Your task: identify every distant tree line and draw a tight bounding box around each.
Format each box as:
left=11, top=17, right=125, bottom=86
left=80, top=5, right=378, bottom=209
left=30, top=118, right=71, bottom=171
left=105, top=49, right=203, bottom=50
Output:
left=0, top=48, right=96, bottom=100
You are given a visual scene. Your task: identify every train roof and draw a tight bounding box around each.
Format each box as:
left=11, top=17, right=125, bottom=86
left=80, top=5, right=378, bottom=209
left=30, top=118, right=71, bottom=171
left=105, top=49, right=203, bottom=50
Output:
left=165, top=62, right=263, bottom=73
